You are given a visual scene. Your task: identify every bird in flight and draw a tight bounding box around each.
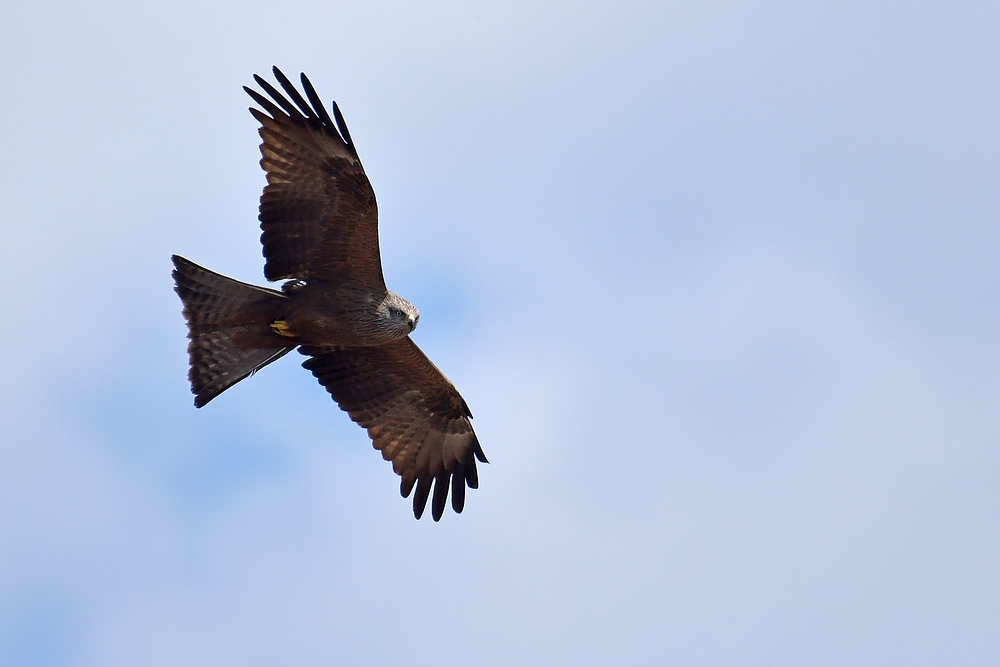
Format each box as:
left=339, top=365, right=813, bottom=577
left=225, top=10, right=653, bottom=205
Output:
left=171, top=67, right=486, bottom=521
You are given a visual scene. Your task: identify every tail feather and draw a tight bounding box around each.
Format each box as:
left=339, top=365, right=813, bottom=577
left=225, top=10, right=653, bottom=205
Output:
left=171, top=255, right=294, bottom=407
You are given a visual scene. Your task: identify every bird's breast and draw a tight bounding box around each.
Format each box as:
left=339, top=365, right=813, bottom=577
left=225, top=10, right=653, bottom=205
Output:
left=285, top=284, right=389, bottom=346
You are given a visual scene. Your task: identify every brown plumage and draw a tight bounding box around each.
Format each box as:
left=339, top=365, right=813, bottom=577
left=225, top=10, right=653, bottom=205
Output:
left=171, top=67, right=486, bottom=521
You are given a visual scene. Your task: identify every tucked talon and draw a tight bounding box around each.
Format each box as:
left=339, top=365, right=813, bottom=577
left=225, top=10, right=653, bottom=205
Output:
left=270, top=320, right=295, bottom=337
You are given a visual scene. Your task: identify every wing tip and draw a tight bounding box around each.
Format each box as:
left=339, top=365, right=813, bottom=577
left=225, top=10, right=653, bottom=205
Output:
left=406, top=470, right=472, bottom=521
left=246, top=67, right=357, bottom=157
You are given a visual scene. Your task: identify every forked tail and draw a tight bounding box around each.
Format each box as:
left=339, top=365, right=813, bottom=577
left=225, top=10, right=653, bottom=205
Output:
left=171, top=255, right=294, bottom=407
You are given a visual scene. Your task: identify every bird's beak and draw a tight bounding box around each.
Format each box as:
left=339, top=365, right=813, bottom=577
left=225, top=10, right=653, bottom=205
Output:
left=407, top=316, right=417, bottom=332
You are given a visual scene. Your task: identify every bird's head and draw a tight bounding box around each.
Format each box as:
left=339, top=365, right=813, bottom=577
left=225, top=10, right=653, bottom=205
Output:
left=381, top=292, right=420, bottom=337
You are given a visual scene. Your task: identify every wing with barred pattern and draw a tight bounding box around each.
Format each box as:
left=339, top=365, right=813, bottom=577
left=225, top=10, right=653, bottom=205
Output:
left=301, top=338, right=487, bottom=521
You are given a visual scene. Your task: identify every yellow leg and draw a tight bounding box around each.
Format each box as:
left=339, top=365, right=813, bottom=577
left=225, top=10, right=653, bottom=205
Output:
left=270, top=320, right=295, bottom=337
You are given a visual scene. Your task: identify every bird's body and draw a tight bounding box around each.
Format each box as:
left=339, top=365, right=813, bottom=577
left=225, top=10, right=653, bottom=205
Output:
left=276, top=281, right=416, bottom=346
left=171, top=68, right=485, bottom=521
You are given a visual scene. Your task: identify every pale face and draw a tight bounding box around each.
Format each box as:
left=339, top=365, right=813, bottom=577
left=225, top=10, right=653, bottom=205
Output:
left=381, top=293, right=420, bottom=337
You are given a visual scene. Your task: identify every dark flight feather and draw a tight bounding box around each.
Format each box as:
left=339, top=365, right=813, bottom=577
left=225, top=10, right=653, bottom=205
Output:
left=299, top=73, right=338, bottom=137
left=272, top=67, right=318, bottom=122
left=244, top=85, right=296, bottom=123
left=413, top=476, right=432, bottom=520
left=250, top=76, right=304, bottom=120
left=331, top=101, right=355, bottom=151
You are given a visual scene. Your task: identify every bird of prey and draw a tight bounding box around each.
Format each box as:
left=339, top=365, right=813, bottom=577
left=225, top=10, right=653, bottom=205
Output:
left=171, top=67, right=486, bottom=521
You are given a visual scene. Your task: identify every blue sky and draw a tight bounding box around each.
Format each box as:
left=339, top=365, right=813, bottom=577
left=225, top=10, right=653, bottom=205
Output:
left=1, top=1, right=998, bottom=665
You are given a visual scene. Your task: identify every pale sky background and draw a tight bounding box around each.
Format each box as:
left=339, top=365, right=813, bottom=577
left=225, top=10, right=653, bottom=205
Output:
left=1, top=1, right=998, bottom=665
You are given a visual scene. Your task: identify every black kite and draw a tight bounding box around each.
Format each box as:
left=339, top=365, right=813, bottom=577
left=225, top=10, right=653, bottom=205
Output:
left=171, top=67, right=486, bottom=521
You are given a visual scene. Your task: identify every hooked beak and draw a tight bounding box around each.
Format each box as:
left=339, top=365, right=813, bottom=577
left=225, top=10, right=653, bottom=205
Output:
left=407, top=315, right=417, bottom=332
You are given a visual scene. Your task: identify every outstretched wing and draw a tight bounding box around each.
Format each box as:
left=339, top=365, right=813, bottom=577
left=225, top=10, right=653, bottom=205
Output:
left=245, top=67, right=385, bottom=289
left=301, top=338, right=487, bottom=521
